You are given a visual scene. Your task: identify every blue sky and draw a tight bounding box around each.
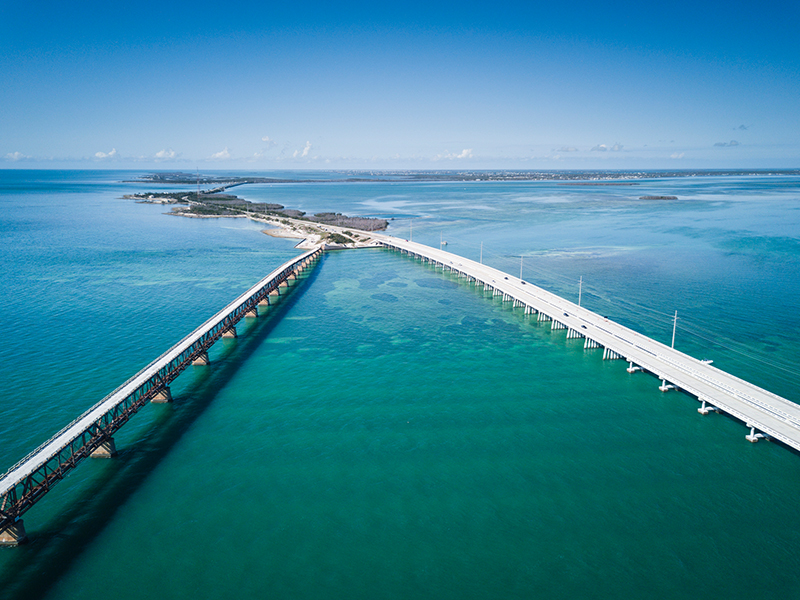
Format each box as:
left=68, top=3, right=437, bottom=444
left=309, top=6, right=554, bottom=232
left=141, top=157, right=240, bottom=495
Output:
left=2, top=0, right=798, bottom=169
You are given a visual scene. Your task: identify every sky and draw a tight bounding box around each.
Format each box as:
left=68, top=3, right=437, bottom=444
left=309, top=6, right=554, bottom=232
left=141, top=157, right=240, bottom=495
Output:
left=2, top=0, right=799, bottom=170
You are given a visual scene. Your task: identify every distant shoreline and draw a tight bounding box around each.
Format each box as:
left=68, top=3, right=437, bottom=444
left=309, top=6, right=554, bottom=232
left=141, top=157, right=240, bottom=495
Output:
left=127, top=168, right=800, bottom=187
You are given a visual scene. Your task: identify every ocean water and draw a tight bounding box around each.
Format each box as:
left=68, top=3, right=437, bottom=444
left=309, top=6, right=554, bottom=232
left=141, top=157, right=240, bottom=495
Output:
left=0, top=170, right=799, bottom=599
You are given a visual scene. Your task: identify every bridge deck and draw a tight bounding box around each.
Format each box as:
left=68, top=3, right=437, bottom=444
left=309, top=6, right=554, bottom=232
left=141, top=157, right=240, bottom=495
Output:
left=379, top=237, right=800, bottom=452
left=0, top=247, right=322, bottom=536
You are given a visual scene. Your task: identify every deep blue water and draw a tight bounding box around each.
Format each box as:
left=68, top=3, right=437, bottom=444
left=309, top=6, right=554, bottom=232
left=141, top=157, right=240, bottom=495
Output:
left=1, top=170, right=799, bottom=599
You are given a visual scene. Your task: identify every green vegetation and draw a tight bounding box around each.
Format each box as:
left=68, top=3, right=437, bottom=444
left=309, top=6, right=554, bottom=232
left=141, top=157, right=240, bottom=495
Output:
left=326, top=233, right=355, bottom=245
left=130, top=187, right=388, bottom=231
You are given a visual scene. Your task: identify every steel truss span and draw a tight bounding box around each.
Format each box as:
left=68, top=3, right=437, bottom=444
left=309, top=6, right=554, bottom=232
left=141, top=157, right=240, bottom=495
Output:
left=0, top=248, right=323, bottom=543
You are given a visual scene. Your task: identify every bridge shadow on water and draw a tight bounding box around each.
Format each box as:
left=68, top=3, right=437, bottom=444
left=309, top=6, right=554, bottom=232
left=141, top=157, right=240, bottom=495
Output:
left=0, top=264, right=322, bottom=600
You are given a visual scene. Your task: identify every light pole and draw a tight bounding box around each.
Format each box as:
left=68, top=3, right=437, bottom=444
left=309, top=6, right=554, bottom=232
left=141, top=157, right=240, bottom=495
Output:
left=671, top=311, right=678, bottom=348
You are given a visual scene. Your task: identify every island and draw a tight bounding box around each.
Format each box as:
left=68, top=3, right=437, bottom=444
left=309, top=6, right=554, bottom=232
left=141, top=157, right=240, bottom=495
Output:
left=125, top=188, right=388, bottom=249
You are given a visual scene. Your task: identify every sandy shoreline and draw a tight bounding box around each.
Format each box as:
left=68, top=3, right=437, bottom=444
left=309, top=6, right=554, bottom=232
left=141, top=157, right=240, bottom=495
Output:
left=166, top=206, right=381, bottom=250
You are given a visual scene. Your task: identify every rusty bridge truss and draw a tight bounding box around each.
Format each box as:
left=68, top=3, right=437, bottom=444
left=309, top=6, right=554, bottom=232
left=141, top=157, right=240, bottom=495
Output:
left=0, top=247, right=322, bottom=543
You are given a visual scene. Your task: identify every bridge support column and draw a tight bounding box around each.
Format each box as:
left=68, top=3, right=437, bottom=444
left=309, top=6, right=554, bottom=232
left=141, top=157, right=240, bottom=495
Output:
left=746, top=426, right=767, bottom=443
left=269, top=289, right=280, bottom=297
left=258, top=297, right=270, bottom=306
left=222, top=327, right=238, bottom=338
left=152, top=386, right=172, bottom=403
left=698, top=400, right=718, bottom=415
left=91, top=437, right=117, bottom=458
left=659, top=379, right=676, bottom=392
left=245, top=308, right=259, bottom=318
left=192, top=352, right=210, bottom=365
left=626, top=361, right=641, bottom=372
left=0, top=520, right=27, bottom=546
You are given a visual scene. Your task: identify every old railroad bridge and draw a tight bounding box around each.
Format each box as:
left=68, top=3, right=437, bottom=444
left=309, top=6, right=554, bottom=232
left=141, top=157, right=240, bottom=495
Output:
left=0, top=248, right=322, bottom=545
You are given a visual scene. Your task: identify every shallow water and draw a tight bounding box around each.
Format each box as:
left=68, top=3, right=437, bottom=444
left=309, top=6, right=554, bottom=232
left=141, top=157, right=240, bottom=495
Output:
left=1, top=171, right=799, bottom=599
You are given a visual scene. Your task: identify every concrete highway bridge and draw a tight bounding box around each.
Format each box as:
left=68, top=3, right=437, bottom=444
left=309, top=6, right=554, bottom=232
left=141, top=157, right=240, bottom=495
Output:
left=376, top=237, right=800, bottom=454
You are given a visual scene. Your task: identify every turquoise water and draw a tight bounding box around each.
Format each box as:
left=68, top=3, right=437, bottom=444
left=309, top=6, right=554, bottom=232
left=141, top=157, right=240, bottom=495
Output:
left=1, top=171, right=799, bottom=599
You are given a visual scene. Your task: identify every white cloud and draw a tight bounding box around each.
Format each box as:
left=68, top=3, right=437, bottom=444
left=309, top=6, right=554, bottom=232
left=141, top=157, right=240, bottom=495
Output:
left=714, top=140, right=740, bottom=147
left=94, top=148, right=117, bottom=159
left=261, top=136, right=271, bottom=142
left=433, top=148, right=474, bottom=160
left=4, top=151, right=30, bottom=161
left=670, top=152, right=685, bottom=159
left=292, top=141, right=313, bottom=158
left=591, top=143, right=623, bottom=152
left=155, top=149, right=176, bottom=159
left=210, top=147, right=231, bottom=160
left=557, top=146, right=579, bottom=152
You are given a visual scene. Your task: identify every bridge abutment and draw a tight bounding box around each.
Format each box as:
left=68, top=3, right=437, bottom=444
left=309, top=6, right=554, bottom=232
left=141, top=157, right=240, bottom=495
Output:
left=0, top=519, right=27, bottom=546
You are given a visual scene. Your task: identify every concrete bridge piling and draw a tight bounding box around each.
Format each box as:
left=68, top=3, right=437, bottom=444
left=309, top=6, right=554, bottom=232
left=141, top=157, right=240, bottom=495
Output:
left=151, top=386, right=173, bottom=403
